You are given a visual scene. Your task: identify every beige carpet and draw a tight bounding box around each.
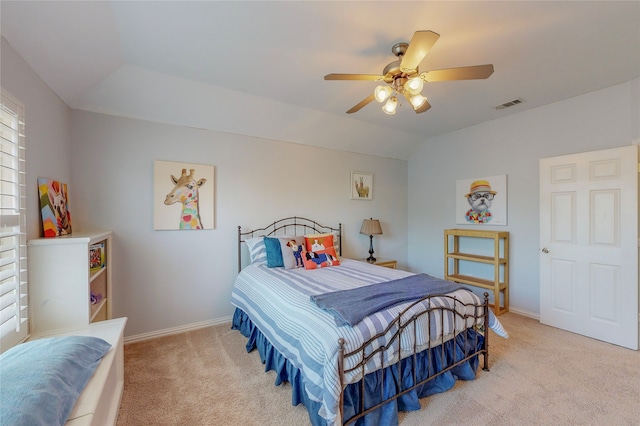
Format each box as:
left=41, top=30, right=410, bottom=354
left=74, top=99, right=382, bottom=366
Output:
left=116, top=313, right=640, bottom=426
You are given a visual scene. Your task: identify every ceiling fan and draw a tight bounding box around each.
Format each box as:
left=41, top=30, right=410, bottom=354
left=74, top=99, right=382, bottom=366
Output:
left=324, top=30, right=494, bottom=115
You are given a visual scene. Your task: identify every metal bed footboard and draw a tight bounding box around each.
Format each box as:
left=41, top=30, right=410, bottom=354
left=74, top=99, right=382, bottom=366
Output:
left=338, top=292, right=490, bottom=425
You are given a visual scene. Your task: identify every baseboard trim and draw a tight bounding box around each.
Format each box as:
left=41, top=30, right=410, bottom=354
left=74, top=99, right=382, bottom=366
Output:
left=124, top=316, right=233, bottom=344
left=508, top=306, right=539, bottom=320
left=123, top=309, right=540, bottom=344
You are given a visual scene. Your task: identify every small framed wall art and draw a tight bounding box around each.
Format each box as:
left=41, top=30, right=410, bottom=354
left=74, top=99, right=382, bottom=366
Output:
left=351, top=171, right=373, bottom=200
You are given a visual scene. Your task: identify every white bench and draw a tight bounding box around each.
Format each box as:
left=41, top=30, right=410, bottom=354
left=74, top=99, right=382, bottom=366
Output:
left=29, top=317, right=127, bottom=426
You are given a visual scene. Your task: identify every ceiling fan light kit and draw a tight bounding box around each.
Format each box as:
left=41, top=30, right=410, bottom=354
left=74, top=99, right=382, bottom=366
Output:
left=324, top=30, right=494, bottom=115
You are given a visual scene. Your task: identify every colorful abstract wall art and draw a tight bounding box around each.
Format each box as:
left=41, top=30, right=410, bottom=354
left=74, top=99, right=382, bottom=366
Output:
left=37, top=177, right=72, bottom=237
left=153, top=160, right=215, bottom=230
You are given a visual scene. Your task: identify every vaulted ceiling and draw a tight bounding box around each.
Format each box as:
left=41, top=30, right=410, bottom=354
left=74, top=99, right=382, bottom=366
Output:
left=2, top=1, right=639, bottom=160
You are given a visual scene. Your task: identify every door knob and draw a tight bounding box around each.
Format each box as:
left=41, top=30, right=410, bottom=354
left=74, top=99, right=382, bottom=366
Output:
left=541, top=247, right=550, bottom=253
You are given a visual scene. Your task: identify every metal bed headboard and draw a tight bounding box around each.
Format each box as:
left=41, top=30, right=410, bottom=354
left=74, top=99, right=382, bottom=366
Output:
left=238, top=216, right=342, bottom=272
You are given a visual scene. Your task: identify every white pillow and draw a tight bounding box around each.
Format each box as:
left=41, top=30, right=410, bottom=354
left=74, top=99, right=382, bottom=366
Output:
left=245, top=237, right=267, bottom=266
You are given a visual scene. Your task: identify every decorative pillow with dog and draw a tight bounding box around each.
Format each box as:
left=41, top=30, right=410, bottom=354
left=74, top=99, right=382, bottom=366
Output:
left=304, top=233, right=335, bottom=253
left=278, top=236, right=306, bottom=269
left=302, top=246, right=341, bottom=270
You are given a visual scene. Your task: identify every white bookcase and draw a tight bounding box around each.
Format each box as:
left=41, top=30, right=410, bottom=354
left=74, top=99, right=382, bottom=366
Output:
left=28, top=231, right=112, bottom=333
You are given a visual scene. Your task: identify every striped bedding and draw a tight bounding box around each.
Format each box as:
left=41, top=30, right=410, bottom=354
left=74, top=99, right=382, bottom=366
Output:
left=230, top=259, right=492, bottom=425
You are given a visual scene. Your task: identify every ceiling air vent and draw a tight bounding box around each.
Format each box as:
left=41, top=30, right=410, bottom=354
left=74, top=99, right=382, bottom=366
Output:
left=495, top=98, right=525, bottom=110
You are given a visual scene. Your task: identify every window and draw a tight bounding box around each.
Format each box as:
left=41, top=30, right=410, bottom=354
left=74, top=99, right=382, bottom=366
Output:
left=0, top=89, right=28, bottom=352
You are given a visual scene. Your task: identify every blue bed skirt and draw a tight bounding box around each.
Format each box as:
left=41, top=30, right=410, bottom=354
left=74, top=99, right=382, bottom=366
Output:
left=232, top=308, right=484, bottom=426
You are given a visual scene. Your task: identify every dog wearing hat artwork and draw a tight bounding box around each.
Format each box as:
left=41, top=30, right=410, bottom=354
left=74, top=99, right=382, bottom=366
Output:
left=464, top=180, right=497, bottom=224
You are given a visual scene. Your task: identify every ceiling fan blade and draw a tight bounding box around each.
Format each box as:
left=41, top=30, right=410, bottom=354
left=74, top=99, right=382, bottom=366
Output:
left=422, top=64, right=494, bottom=82
left=324, top=74, right=383, bottom=81
left=400, top=30, right=440, bottom=71
left=346, top=94, right=375, bottom=114
left=403, top=92, right=432, bottom=114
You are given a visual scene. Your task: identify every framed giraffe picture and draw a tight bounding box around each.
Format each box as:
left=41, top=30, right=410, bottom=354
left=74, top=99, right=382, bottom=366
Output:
left=153, top=160, right=215, bottom=230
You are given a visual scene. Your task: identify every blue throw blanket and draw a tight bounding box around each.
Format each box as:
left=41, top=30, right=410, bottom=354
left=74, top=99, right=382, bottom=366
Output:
left=311, top=273, right=466, bottom=326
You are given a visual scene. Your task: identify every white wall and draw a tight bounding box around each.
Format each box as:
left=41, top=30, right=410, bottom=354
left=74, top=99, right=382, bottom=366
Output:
left=408, top=79, right=640, bottom=317
left=69, top=110, right=408, bottom=337
left=1, top=37, right=70, bottom=240
left=6, top=31, right=637, bottom=335
left=2, top=36, right=408, bottom=339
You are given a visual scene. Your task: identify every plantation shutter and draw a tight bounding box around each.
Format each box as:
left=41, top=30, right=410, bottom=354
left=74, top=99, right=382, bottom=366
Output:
left=0, top=89, right=28, bottom=352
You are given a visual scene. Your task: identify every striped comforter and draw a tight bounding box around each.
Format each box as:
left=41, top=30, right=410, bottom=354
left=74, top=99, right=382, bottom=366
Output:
left=230, top=259, right=492, bottom=425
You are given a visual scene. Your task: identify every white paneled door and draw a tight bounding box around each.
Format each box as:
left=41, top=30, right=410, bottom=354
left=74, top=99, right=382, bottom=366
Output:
left=540, top=145, right=638, bottom=350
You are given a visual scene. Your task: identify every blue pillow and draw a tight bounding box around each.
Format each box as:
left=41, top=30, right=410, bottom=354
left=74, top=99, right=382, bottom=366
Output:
left=264, top=236, right=284, bottom=268
left=0, top=335, right=112, bottom=426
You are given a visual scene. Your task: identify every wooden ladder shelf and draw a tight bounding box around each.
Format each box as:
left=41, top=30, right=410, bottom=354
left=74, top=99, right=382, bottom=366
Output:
left=444, top=229, right=509, bottom=315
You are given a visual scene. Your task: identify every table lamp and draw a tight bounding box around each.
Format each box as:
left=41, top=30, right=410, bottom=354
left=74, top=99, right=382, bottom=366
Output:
left=360, top=218, right=382, bottom=262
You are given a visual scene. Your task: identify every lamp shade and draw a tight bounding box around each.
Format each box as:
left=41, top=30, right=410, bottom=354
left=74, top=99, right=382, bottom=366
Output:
left=374, top=85, right=392, bottom=103
left=409, top=93, right=428, bottom=109
left=382, top=96, right=398, bottom=115
left=360, top=218, right=382, bottom=236
left=406, top=76, right=424, bottom=95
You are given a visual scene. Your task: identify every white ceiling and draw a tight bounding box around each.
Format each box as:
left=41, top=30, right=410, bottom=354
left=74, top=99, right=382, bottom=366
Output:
left=1, top=1, right=639, bottom=160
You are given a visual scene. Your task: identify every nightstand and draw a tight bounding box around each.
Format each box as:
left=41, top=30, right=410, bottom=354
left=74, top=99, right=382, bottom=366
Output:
left=360, top=258, right=397, bottom=269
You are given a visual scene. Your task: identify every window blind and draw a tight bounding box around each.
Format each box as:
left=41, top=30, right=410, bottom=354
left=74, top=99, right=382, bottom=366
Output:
left=0, top=89, right=28, bottom=352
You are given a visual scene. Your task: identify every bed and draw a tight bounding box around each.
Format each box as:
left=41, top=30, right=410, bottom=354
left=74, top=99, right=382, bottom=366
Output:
left=231, top=217, right=506, bottom=426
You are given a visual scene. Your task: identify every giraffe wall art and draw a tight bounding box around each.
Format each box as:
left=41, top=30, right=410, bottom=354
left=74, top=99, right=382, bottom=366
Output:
left=154, top=161, right=215, bottom=230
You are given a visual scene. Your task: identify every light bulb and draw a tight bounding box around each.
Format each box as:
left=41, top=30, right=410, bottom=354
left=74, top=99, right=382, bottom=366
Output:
left=409, top=93, right=428, bottom=109
left=374, top=85, right=392, bottom=103
left=382, top=96, right=398, bottom=115
left=406, top=76, right=424, bottom=95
